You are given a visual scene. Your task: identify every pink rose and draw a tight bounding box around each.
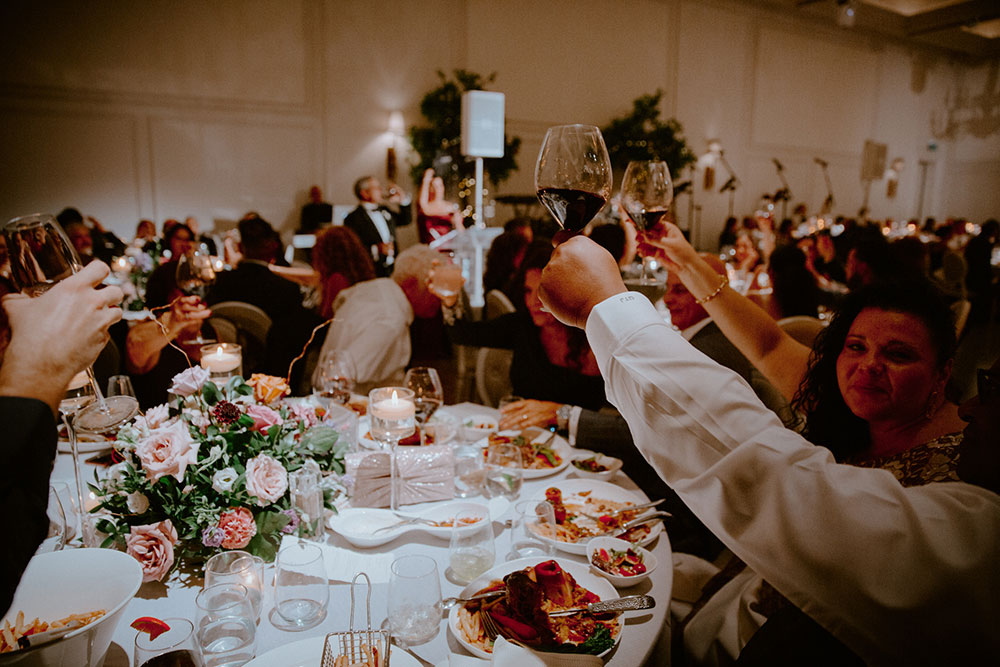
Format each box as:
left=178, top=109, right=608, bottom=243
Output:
left=218, top=507, right=257, bottom=549
left=135, top=420, right=200, bottom=482
left=126, top=520, right=178, bottom=583
left=244, top=453, right=288, bottom=506
left=143, top=404, right=171, bottom=429
left=246, top=404, right=283, bottom=434
left=170, top=366, right=211, bottom=397
left=287, top=402, right=319, bottom=428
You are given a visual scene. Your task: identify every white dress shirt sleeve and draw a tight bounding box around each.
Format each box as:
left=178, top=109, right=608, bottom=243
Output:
left=585, top=292, right=1000, bottom=665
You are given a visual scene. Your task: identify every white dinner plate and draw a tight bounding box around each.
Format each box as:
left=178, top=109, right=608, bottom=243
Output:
left=529, top=479, right=663, bottom=555
left=447, top=556, right=623, bottom=659
left=484, top=428, right=572, bottom=479
left=57, top=432, right=114, bottom=454
left=244, top=636, right=421, bottom=667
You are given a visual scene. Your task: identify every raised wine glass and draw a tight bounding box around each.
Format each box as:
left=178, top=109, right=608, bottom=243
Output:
left=3, top=213, right=138, bottom=433
left=175, top=245, right=216, bottom=345
left=535, top=124, right=613, bottom=237
left=620, top=160, right=673, bottom=302
left=404, top=367, right=444, bottom=427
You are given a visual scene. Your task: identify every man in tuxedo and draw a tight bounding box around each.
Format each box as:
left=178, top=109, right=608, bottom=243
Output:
left=343, top=176, right=412, bottom=277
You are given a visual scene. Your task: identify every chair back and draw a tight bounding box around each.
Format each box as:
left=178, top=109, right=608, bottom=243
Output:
left=207, top=317, right=239, bottom=344
left=777, top=315, right=826, bottom=349
left=475, top=347, right=514, bottom=407
left=208, top=301, right=272, bottom=375
left=484, top=289, right=516, bottom=320
left=950, top=299, right=971, bottom=338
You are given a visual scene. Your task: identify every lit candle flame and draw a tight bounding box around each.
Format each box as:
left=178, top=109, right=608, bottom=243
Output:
left=391, top=390, right=399, bottom=405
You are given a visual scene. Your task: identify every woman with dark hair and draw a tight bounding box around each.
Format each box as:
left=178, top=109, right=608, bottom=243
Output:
left=440, top=241, right=605, bottom=409
left=482, top=228, right=530, bottom=302
left=311, top=226, right=376, bottom=320
left=766, top=244, right=820, bottom=319
left=718, top=216, right=741, bottom=250
left=642, top=222, right=965, bottom=470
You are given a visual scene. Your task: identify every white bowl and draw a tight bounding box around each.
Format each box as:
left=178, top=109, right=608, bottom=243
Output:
left=460, top=414, right=498, bottom=442
left=569, top=451, right=623, bottom=481
left=585, top=536, right=658, bottom=588
left=0, top=548, right=142, bottom=666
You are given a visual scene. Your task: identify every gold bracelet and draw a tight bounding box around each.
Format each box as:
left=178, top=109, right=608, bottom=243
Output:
left=695, top=276, right=729, bottom=305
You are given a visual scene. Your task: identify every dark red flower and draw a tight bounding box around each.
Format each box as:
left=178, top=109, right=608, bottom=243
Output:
left=212, top=401, right=241, bottom=426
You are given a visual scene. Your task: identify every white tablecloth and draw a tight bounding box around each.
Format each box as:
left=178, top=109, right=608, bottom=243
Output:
left=50, top=403, right=671, bottom=666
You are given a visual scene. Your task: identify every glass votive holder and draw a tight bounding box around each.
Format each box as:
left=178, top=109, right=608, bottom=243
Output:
left=200, top=343, right=243, bottom=383
left=289, top=463, right=325, bottom=539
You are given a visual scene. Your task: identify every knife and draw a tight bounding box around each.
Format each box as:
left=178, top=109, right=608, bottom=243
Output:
left=547, top=594, right=655, bottom=617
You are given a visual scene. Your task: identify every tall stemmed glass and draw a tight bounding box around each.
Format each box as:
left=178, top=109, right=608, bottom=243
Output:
left=311, top=349, right=357, bottom=405
left=368, top=387, right=415, bottom=511
left=3, top=213, right=138, bottom=433
left=620, top=160, right=673, bottom=302
left=404, top=367, right=444, bottom=427
left=175, top=245, right=216, bottom=345
left=535, top=124, right=613, bottom=237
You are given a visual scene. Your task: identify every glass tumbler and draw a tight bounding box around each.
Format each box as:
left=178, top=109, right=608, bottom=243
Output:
left=508, top=500, right=557, bottom=560
left=204, top=551, right=265, bottom=621
left=272, top=542, right=328, bottom=631
left=387, top=555, right=441, bottom=646
left=484, top=442, right=524, bottom=501
left=195, top=583, right=256, bottom=667
left=449, top=509, right=495, bottom=585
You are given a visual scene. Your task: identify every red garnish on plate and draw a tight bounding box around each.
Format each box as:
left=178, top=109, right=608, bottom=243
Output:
left=131, top=616, right=170, bottom=640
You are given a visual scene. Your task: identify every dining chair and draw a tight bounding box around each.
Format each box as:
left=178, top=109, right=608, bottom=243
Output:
left=208, top=301, right=272, bottom=375
left=777, top=315, right=826, bottom=349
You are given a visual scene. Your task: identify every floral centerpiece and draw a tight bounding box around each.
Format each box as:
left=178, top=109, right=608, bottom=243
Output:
left=91, top=368, right=350, bottom=582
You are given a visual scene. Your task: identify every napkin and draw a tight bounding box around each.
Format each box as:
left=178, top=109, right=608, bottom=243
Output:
left=347, top=444, right=455, bottom=507
left=278, top=535, right=396, bottom=584
left=491, top=638, right=603, bottom=667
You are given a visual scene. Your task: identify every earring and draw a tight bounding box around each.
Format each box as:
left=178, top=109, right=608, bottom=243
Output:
left=924, top=389, right=940, bottom=420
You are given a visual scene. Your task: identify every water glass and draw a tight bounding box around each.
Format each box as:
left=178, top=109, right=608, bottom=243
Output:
left=453, top=444, right=484, bottom=498
left=388, top=555, right=441, bottom=646
left=195, top=584, right=256, bottom=667
left=484, top=442, right=524, bottom=500
left=312, top=349, right=356, bottom=404
left=289, top=464, right=324, bottom=539
left=106, top=374, right=137, bottom=398
left=449, top=509, right=495, bottom=585
left=134, top=617, right=202, bottom=667
left=204, top=551, right=265, bottom=621
left=508, top=500, right=556, bottom=560
left=272, top=542, right=328, bottom=631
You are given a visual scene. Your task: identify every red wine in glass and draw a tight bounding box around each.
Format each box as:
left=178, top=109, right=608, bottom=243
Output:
left=536, top=188, right=608, bottom=233
left=140, top=650, right=201, bottom=667
left=534, top=125, right=612, bottom=238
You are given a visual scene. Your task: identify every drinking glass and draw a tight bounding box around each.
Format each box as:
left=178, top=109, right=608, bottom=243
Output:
left=428, top=259, right=464, bottom=299
left=508, top=500, right=556, bottom=561
left=621, top=160, right=673, bottom=296
left=452, top=444, right=484, bottom=498
left=448, top=509, right=495, bottom=585
left=107, top=374, right=137, bottom=398
left=175, top=246, right=216, bottom=345
left=134, top=617, right=202, bottom=667
left=3, top=213, right=138, bottom=433
left=404, top=367, right=444, bottom=427
left=288, top=464, right=324, bottom=539
left=34, top=486, right=67, bottom=555
left=368, top=387, right=415, bottom=510
left=195, top=583, right=257, bottom=667
left=311, top=349, right=357, bottom=405
left=535, top=125, right=613, bottom=235
left=204, top=551, right=265, bottom=621
left=272, top=542, right=328, bottom=631
left=387, top=555, right=441, bottom=646
left=484, top=442, right=523, bottom=501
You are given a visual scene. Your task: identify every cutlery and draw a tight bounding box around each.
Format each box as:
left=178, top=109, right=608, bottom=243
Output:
left=578, top=498, right=666, bottom=522
left=547, top=594, right=655, bottom=617
left=440, top=588, right=506, bottom=610
left=571, top=511, right=671, bottom=543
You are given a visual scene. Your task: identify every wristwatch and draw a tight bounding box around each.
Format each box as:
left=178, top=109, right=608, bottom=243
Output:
left=556, top=404, right=572, bottom=433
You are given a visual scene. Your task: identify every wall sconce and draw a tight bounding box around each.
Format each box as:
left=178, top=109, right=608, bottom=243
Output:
left=386, top=111, right=405, bottom=181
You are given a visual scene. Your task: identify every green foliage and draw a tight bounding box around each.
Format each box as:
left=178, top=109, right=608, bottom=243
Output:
left=600, top=90, right=695, bottom=181
left=408, top=69, right=522, bottom=194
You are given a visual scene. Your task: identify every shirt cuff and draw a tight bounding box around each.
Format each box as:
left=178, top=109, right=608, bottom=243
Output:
left=586, top=292, right=671, bottom=368
left=566, top=405, right=583, bottom=447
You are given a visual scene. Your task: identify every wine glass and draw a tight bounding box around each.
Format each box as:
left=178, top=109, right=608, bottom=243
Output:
left=311, top=349, right=356, bottom=405
left=175, top=245, right=216, bottom=345
left=620, top=160, right=673, bottom=300
left=3, top=213, right=138, bottom=434
left=404, top=367, right=443, bottom=428
left=535, top=124, right=613, bottom=236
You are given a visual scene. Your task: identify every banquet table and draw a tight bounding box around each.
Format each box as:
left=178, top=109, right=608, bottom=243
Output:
left=50, top=403, right=672, bottom=667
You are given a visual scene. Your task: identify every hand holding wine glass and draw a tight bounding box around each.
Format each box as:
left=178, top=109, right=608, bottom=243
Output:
left=535, top=124, right=613, bottom=244
left=175, top=247, right=216, bottom=345
left=620, top=160, right=673, bottom=301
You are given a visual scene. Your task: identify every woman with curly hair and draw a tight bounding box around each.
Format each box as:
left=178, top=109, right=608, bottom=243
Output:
left=311, top=226, right=376, bottom=320
left=642, top=222, right=965, bottom=472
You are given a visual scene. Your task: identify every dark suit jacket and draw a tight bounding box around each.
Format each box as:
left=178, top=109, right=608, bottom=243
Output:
left=343, top=203, right=412, bottom=277
left=207, top=261, right=306, bottom=322
left=299, top=201, right=333, bottom=233
left=2, top=397, right=56, bottom=616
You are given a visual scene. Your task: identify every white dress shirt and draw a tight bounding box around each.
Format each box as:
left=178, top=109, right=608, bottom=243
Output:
left=362, top=202, right=392, bottom=244
left=319, top=278, right=413, bottom=390
left=585, top=292, right=1000, bottom=665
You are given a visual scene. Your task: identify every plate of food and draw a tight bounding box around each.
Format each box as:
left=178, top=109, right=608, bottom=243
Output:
left=528, top=480, right=663, bottom=555
left=449, top=557, right=622, bottom=658
left=327, top=498, right=510, bottom=548
left=484, top=428, right=571, bottom=479
left=244, top=635, right=421, bottom=667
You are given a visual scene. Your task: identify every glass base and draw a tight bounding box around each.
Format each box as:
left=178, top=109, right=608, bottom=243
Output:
left=74, top=394, right=139, bottom=434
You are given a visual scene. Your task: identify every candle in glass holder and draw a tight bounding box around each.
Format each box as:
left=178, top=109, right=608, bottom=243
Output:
left=200, top=343, right=242, bottom=381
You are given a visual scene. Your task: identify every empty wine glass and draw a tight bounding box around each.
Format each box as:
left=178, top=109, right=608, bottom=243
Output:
left=404, top=367, right=443, bottom=427
left=175, top=246, right=216, bottom=345
left=621, top=160, right=673, bottom=299
left=311, top=349, right=356, bottom=405
left=535, top=125, right=613, bottom=237
left=3, top=213, right=138, bottom=434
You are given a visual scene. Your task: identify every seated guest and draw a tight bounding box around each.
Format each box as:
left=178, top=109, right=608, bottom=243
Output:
left=766, top=244, right=820, bottom=319
left=537, top=236, right=999, bottom=664
left=134, top=219, right=157, bottom=245
left=343, top=175, right=412, bottom=277
left=318, top=244, right=441, bottom=392
left=844, top=226, right=894, bottom=289
left=56, top=208, right=126, bottom=265
left=144, top=223, right=197, bottom=309
left=1, top=261, right=123, bottom=615
left=483, top=228, right=531, bottom=304
left=299, top=185, right=333, bottom=234
left=311, top=226, right=376, bottom=320
left=59, top=218, right=96, bottom=266
left=185, top=216, right=217, bottom=255
left=813, top=229, right=846, bottom=283
left=417, top=168, right=462, bottom=244
left=718, top=215, right=740, bottom=250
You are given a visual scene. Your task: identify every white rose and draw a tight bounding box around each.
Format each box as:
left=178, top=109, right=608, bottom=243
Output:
left=144, top=404, right=171, bottom=429
left=213, top=467, right=238, bottom=493
left=126, top=491, right=150, bottom=514
left=108, top=462, right=130, bottom=488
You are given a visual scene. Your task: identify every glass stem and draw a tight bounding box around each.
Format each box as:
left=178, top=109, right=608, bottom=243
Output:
left=639, top=254, right=649, bottom=282
left=85, top=365, right=109, bottom=413
left=389, top=440, right=399, bottom=511
left=62, top=412, right=88, bottom=546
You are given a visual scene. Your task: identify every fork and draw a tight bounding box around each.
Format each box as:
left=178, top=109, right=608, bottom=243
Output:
left=480, top=610, right=529, bottom=649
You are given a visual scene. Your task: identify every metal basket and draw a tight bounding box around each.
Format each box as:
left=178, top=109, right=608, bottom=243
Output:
left=320, top=572, right=390, bottom=667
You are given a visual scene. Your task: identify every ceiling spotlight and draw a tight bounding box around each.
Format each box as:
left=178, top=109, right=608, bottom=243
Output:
left=836, top=0, right=856, bottom=28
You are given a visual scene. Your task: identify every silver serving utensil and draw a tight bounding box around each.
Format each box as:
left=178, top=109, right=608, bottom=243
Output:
left=440, top=588, right=506, bottom=610
left=548, top=594, right=655, bottom=617
left=570, top=511, right=671, bottom=543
